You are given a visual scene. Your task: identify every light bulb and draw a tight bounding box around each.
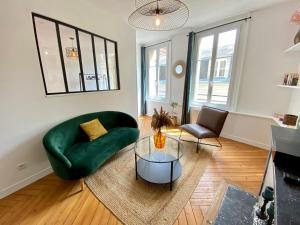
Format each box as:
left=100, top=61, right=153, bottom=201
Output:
left=155, top=15, right=161, bottom=26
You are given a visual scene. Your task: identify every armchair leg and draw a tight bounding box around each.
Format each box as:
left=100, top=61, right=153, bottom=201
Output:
left=179, top=129, right=222, bottom=151
left=80, top=178, right=84, bottom=191
left=216, top=138, right=222, bottom=149
left=179, top=129, right=183, bottom=140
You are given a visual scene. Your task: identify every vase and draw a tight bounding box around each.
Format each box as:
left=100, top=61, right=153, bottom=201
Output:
left=294, top=29, right=300, bottom=44
left=153, top=131, right=166, bottom=149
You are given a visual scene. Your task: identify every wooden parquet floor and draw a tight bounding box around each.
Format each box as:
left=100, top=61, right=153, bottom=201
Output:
left=0, top=116, right=267, bottom=225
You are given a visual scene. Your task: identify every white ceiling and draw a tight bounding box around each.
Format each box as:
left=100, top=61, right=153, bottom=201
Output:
left=89, top=0, right=295, bottom=45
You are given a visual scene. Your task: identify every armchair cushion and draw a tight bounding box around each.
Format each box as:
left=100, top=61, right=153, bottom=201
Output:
left=181, top=124, right=217, bottom=139
left=197, top=106, right=228, bottom=136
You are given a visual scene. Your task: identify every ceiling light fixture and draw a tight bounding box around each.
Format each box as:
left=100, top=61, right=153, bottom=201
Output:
left=66, top=37, right=78, bottom=59
left=128, top=0, right=189, bottom=31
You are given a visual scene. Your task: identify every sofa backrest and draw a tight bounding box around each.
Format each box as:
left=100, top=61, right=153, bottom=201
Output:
left=43, top=111, right=136, bottom=155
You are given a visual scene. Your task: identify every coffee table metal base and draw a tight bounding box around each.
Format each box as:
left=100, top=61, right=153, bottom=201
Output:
left=135, top=152, right=182, bottom=191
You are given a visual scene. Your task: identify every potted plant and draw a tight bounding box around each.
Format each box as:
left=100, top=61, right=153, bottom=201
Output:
left=151, top=107, right=173, bottom=149
left=170, top=102, right=178, bottom=125
left=171, top=102, right=178, bottom=115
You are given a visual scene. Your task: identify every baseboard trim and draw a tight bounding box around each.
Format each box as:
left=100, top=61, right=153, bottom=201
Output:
left=0, top=167, right=53, bottom=199
left=221, top=133, right=270, bottom=150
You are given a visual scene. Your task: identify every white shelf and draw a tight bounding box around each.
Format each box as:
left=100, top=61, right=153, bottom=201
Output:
left=285, top=43, right=300, bottom=53
left=277, top=85, right=300, bottom=89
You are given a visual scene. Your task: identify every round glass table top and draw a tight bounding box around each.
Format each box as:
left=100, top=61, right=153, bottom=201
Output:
left=134, top=135, right=183, bottom=163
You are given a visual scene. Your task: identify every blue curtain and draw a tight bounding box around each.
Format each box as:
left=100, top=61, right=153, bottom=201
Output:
left=140, top=47, right=147, bottom=115
left=181, top=32, right=196, bottom=124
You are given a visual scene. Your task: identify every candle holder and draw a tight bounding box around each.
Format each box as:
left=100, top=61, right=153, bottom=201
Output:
left=256, top=186, right=274, bottom=220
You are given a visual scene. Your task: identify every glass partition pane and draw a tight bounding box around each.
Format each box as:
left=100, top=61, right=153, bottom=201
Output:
left=59, top=25, right=82, bottom=92
left=33, top=14, right=120, bottom=95
left=34, top=17, right=65, bottom=93
left=79, top=31, right=97, bottom=91
left=106, top=41, right=118, bottom=89
left=94, top=37, right=109, bottom=90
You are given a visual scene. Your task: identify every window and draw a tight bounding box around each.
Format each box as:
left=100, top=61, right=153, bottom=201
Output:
left=215, top=58, right=228, bottom=77
left=146, top=43, right=169, bottom=101
left=32, top=13, right=120, bottom=95
left=192, top=27, right=239, bottom=108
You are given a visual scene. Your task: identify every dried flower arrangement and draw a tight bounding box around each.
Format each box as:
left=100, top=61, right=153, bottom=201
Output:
left=151, top=107, right=173, bottom=148
left=151, top=107, right=173, bottom=133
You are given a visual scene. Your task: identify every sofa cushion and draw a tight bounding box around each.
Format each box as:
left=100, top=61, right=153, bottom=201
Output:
left=80, top=118, right=108, bottom=141
left=64, top=127, right=139, bottom=176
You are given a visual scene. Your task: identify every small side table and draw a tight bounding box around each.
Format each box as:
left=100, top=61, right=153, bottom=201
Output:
left=134, top=135, right=183, bottom=191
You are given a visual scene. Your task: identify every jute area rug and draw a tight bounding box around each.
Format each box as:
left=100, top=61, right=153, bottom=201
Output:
left=85, top=141, right=212, bottom=225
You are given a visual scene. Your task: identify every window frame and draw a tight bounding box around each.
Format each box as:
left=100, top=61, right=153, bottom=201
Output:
left=191, top=23, right=241, bottom=110
left=215, top=58, right=227, bottom=77
left=145, top=42, right=171, bottom=102
left=32, top=12, right=120, bottom=95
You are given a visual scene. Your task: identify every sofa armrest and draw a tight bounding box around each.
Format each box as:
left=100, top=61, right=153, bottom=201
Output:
left=43, top=138, right=72, bottom=169
left=50, top=150, right=72, bottom=168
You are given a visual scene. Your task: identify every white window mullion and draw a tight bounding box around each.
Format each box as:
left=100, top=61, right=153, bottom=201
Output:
left=156, top=47, right=159, bottom=97
left=207, top=32, right=219, bottom=104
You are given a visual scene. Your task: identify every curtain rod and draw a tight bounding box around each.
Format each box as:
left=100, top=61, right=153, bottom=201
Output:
left=188, top=16, right=252, bottom=36
left=144, top=40, right=171, bottom=48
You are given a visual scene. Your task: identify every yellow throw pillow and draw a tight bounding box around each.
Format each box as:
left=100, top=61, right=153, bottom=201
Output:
left=80, top=119, right=108, bottom=141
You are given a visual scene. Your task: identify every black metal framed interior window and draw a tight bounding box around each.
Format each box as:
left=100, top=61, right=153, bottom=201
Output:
left=32, top=13, right=120, bottom=95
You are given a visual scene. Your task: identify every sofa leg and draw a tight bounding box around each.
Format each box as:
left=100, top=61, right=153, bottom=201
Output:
left=80, top=178, right=84, bottom=191
left=196, top=139, right=200, bottom=153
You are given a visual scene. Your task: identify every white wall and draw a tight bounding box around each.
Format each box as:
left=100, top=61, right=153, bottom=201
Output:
left=0, top=0, right=137, bottom=198
left=289, top=90, right=300, bottom=115
left=144, top=1, right=299, bottom=149
left=237, top=1, right=299, bottom=116
left=190, top=109, right=273, bottom=149
left=288, top=62, right=300, bottom=115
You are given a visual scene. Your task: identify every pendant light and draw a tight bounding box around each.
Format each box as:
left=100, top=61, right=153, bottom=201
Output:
left=66, top=37, right=78, bottom=59
left=128, top=0, right=189, bottom=31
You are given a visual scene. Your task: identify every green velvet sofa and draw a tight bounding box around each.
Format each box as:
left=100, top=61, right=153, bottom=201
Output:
left=43, top=111, right=139, bottom=180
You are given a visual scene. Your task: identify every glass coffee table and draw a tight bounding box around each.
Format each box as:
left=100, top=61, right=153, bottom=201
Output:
left=134, top=135, right=183, bottom=191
